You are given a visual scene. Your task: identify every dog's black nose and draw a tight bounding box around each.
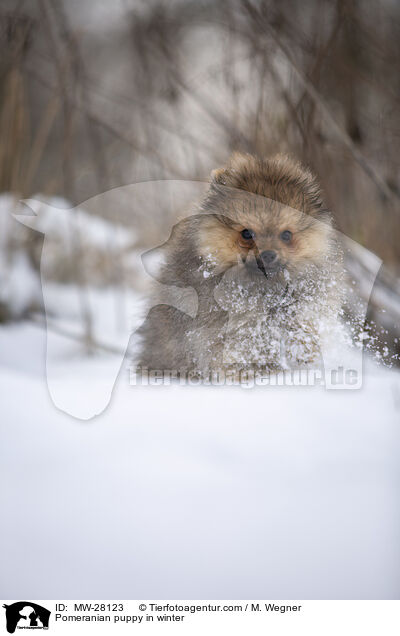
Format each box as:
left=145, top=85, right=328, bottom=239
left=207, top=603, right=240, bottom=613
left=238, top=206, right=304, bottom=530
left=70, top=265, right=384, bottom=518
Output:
left=260, top=250, right=278, bottom=266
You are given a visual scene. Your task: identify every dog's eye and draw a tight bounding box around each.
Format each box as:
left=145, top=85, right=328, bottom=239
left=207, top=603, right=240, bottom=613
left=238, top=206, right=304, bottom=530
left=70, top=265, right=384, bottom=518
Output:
left=241, top=228, right=254, bottom=240
left=280, top=230, right=292, bottom=242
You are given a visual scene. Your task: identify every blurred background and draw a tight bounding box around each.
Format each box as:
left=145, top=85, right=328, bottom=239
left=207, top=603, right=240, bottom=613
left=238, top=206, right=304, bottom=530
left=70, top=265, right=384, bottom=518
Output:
left=0, top=0, right=399, bottom=360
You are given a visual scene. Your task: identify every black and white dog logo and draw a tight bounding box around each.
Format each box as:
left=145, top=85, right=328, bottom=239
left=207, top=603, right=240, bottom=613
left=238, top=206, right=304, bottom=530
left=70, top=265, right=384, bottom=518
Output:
left=2, top=602, right=50, bottom=633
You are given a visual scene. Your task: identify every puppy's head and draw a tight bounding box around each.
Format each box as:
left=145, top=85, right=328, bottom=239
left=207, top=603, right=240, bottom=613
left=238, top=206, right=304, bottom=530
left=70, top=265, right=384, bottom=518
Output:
left=197, top=153, right=335, bottom=279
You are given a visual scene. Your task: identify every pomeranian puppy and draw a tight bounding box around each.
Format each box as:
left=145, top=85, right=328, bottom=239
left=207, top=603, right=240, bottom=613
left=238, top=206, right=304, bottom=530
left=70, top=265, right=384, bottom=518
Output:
left=138, top=153, right=344, bottom=377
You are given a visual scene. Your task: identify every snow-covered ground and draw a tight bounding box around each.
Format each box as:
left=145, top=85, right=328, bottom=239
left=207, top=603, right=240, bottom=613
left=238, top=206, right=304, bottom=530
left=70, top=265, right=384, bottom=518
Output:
left=1, top=320, right=400, bottom=600
left=0, top=192, right=399, bottom=599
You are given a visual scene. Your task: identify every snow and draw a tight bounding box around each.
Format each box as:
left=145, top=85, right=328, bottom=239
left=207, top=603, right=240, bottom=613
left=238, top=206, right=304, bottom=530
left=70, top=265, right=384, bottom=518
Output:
left=0, top=193, right=138, bottom=320
left=0, top=250, right=42, bottom=317
left=0, top=195, right=41, bottom=317
left=0, top=321, right=399, bottom=599
left=19, top=196, right=136, bottom=252
left=1, top=193, right=399, bottom=599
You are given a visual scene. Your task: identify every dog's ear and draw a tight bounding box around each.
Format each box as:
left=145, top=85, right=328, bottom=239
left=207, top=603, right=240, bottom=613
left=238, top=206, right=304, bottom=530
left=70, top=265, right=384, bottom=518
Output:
left=13, top=199, right=43, bottom=232
left=210, top=152, right=253, bottom=187
left=141, top=215, right=200, bottom=287
left=141, top=243, right=168, bottom=283
left=210, top=167, right=227, bottom=184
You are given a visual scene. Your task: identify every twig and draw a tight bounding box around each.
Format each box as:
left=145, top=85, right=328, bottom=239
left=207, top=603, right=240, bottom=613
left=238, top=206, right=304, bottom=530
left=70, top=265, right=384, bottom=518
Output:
left=242, top=0, right=399, bottom=207
left=28, top=312, right=126, bottom=356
